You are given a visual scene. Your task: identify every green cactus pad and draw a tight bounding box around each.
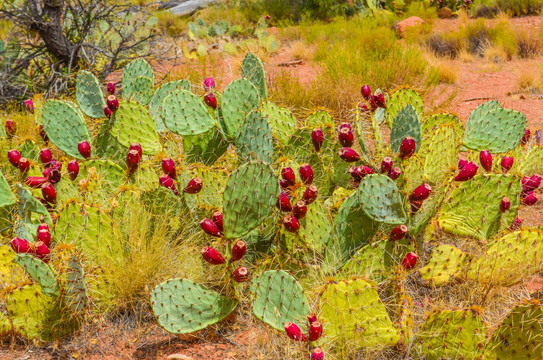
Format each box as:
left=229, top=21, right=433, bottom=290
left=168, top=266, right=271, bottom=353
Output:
left=221, top=79, right=260, bottom=138
left=18, top=184, right=53, bottom=227
left=390, top=104, right=422, bottom=153
left=487, top=300, right=543, bottom=359
left=340, top=242, right=389, bottom=282
left=235, top=110, right=273, bottom=163
left=518, top=146, right=543, bottom=175
left=0, top=311, right=11, bottom=337
left=76, top=70, right=106, bottom=118
left=241, top=52, right=267, bottom=98
left=61, top=254, right=88, bottom=315
left=111, top=101, right=161, bottom=154
left=415, top=309, right=488, bottom=360
left=142, top=186, right=183, bottom=215
left=0, top=245, right=27, bottom=289
left=260, top=101, right=296, bottom=144
left=14, top=254, right=59, bottom=297
left=183, top=127, right=229, bottom=166
left=251, top=270, right=310, bottom=331
left=408, top=182, right=449, bottom=237
left=161, top=89, right=215, bottom=136
left=42, top=100, right=92, bottom=159
left=223, top=160, right=280, bottom=239
left=357, top=174, right=407, bottom=224
left=319, top=278, right=400, bottom=348
left=418, top=245, right=470, bottom=286
left=150, top=278, right=238, bottom=334
left=121, top=58, right=154, bottom=96
left=386, top=88, right=424, bottom=127
left=17, top=139, right=40, bottom=161
left=78, top=159, right=126, bottom=190
left=0, top=170, right=16, bottom=207
left=123, top=76, right=154, bottom=105
left=304, top=110, right=334, bottom=128
left=468, top=227, right=543, bottom=286
left=436, top=174, right=521, bottom=239
left=181, top=166, right=228, bottom=212
left=149, top=80, right=191, bottom=132
left=95, top=116, right=126, bottom=161
left=422, top=113, right=462, bottom=137
left=420, top=124, right=459, bottom=185
left=464, top=101, right=527, bottom=153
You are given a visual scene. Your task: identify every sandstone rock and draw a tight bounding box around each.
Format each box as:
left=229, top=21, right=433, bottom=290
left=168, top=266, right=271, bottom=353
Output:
left=395, top=16, right=425, bottom=38
left=438, top=7, right=452, bottom=19
left=167, top=354, right=193, bottom=360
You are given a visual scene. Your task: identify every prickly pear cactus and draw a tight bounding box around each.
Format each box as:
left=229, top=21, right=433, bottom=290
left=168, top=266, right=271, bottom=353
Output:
left=386, top=87, right=424, bottom=126
left=235, top=110, right=273, bottom=163
left=420, top=124, right=460, bottom=185
left=487, top=300, right=543, bottom=359
left=415, top=308, right=488, bottom=360
left=121, top=58, right=154, bottom=96
left=318, top=278, right=400, bottom=348
left=149, top=80, right=191, bottom=132
left=340, top=242, right=389, bottom=282
left=111, top=101, right=161, bottom=154
left=418, top=245, right=470, bottom=286
left=161, top=89, right=215, bottom=136
left=517, top=145, right=543, bottom=175
left=183, top=127, right=229, bottom=165
left=0, top=245, right=26, bottom=289
left=150, top=278, right=238, bottom=334
left=251, top=270, right=310, bottom=331
left=60, top=254, right=88, bottom=315
left=223, top=160, right=280, bottom=239
left=408, top=183, right=449, bottom=236
left=17, top=184, right=52, bottom=239
left=241, top=52, right=267, bottom=99
left=260, top=101, right=296, bottom=145
left=42, top=100, right=92, bottom=159
left=123, top=76, right=154, bottom=106
left=390, top=104, right=422, bottom=153
left=463, top=101, right=527, bottom=153
left=14, top=254, right=59, bottom=296
left=221, top=79, right=260, bottom=138
left=437, top=174, right=521, bottom=239
left=76, top=70, right=106, bottom=118
left=469, top=227, right=543, bottom=286
left=0, top=170, right=16, bottom=207
left=357, top=174, right=407, bottom=224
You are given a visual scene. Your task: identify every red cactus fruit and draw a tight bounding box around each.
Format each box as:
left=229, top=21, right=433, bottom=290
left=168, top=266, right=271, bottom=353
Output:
left=281, top=167, right=296, bottom=186
left=10, top=237, right=31, bottom=254
left=302, top=185, right=318, bottom=205
left=310, top=348, right=324, bottom=360
left=46, top=167, right=60, bottom=184
left=78, top=140, right=91, bottom=159
left=388, top=166, right=402, bottom=180
left=284, top=322, right=306, bottom=342
left=299, top=163, right=314, bottom=185
left=349, top=166, right=362, bottom=182
left=375, top=92, right=386, bottom=108
left=292, top=201, right=308, bottom=219
left=500, top=156, right=514, bottom=173
left=126, top=149, right=141, bottom=174
left=479, top=150, right=492, bottom=172
left=521, top=129, right=531, bottom=145
left=522, top=175, right=542, bottom=193
left=358, top=165, right=374, bottom=177
left=311, top=128, right=324, bottom=152
left=8, top=150, right=21, bottom=168
left=399, top=136, right=416, bottom=159
left=212, top=211, right=223, bottom=232
left=283, top=215, right=300, bottom=233
left=231, top=266, right=250, bottom=282
left=18, top=158, right=30, bottom=173
left=409, top=183, right=432, bottom=202
left=308, top=321, right=323, bottom=341
left=338, top=127, right=354, bottom=147
left=201, top=246, right=226, bottom=265
left=280, top=178, right=289, bottom=190
left=25, top=177, right=48, bottom=189
left=37, top=223, right=50, bottom=232
left=401, top=252, right=418, bottom=270
left=360, top=84, right=372, bottom=100
left=161, top=158, right=177, bottom=179
left=34, top=241, right=50, bottom=261
left=37, top=229, right=51, bottom=247
left=129, top=143, right=143, bottom=158
left=104, top=106, right=112, bottom=119
left=107, top=82, right=116, bottom=95
left=410, top=200, right=423, bottom=213
left=204, top=92, right=218, bottom=109
left=500, top=197, right=511, bottom=213
left=39, top=125, right=48, bottom=142
left=381, top=157, right=393, bottom=174
left=307, top=313, right=318, bottom=325
left=68, top=160, right=79, bottom=181
left=458, top=159, right=468, bottom=170
left=106, top=95, right=119, bottom=112
left=338, top=148, right=360, bottom=162
left=511, top=217, right=523, bottom=230
left=339, top=122, right=351, bottom=131
left=40, top=148, right=52, bottom=166
left=522, top=191, right=538, bottom=206
left=42, top=167, right=51, bottom=179
left=276, top=192, right=293, bottom=212
left=183, top=177, right=203, bottom=194
left=24, top=99, right=34, bottom=114
left=358, top=102, right=370, bottom=114
left=41, top=183, right=56, bottom=204
left=200, top=218, right=222, bottom=237
left=390, top=225, right=408, bottom=241
left=159, top=174, right=179, bottom=195
left=454, top=162, right=478, bottom=181
left=204, top=77, right=216, bottom=91
left=230, top=240, right=247, bottom=262
left=5, top=119, right=15, bottom=136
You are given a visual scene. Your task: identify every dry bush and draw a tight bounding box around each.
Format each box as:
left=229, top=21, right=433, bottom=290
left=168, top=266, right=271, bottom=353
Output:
left=426, top=33, right=461, bottom=59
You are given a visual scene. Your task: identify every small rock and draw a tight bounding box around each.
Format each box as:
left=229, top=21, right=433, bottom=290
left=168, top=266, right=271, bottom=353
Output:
left=395, top=16, right=425, bottom=38
left=438, top=7, right=452, bottom=19
left=167, top=354, right=193, bottom=360
left=520, top=94, right=527, bottom=100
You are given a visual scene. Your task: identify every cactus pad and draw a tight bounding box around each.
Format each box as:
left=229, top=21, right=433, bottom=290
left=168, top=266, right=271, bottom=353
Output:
left=223, top=160, right=280, bottom=239
left=150, top=278, right=237, bottom=334
left=418, top=245, right=470, bottom=286
left=318, top=278, right=400, bottom=348
left=161, top=90, right=215, bottom=136
left=390, top=104, right=422, bottom=153
left=437, top=174, right=520, bottom=239
left=251, top=270, right=310, bottom=331
left=111, top=101, right=161, bottom=154
left=241, top=52, right=267, bottom=98
left=76, top=70, right=106, bottom=118
left=357, top=174, right=407, bottom=224
left=415, top=309, right=488, bottom=360
left=121, top=58, right=154, bottom=96
left=149, top=80, right=191, bottom=132
left=0, top=170, right=16, bottom=207
left=42, top=100, right=92, bottom=159
left=260, top=101, right=296, bottom=144
left=386, top=88, right=424, bottom=126
left=123, top=76, right=154, bottom=106
left=18, top=184, right=53, bottom=227
left=235, top=110, right=273, bottom=163
left=221, top=79, right=260, bottom=138
left=61, top=254, right=88, bottom=315
left=183, top=127, right=229, bottom=165
left=14, top=254, right=59, bottom=296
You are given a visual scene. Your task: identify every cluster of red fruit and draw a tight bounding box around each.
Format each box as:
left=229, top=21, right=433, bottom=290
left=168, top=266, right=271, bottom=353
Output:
left=277, top=165, right=318, bottom=233
left=203, top=77, right=218, bottom=109
left=158, top=157, right=202, bottom=196
left=10, top=222, right=52, bottom=262
left=284, top=313, right=324, bottom=360
left=358, top=84, right=386, bottom=113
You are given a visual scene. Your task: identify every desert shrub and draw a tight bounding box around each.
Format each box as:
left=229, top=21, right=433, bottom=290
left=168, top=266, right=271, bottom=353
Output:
left=493, top=0, right=543, bottom=16
left=426, top=33, right=461, bottom=58
left=517, top=29, right=543, bottom=58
